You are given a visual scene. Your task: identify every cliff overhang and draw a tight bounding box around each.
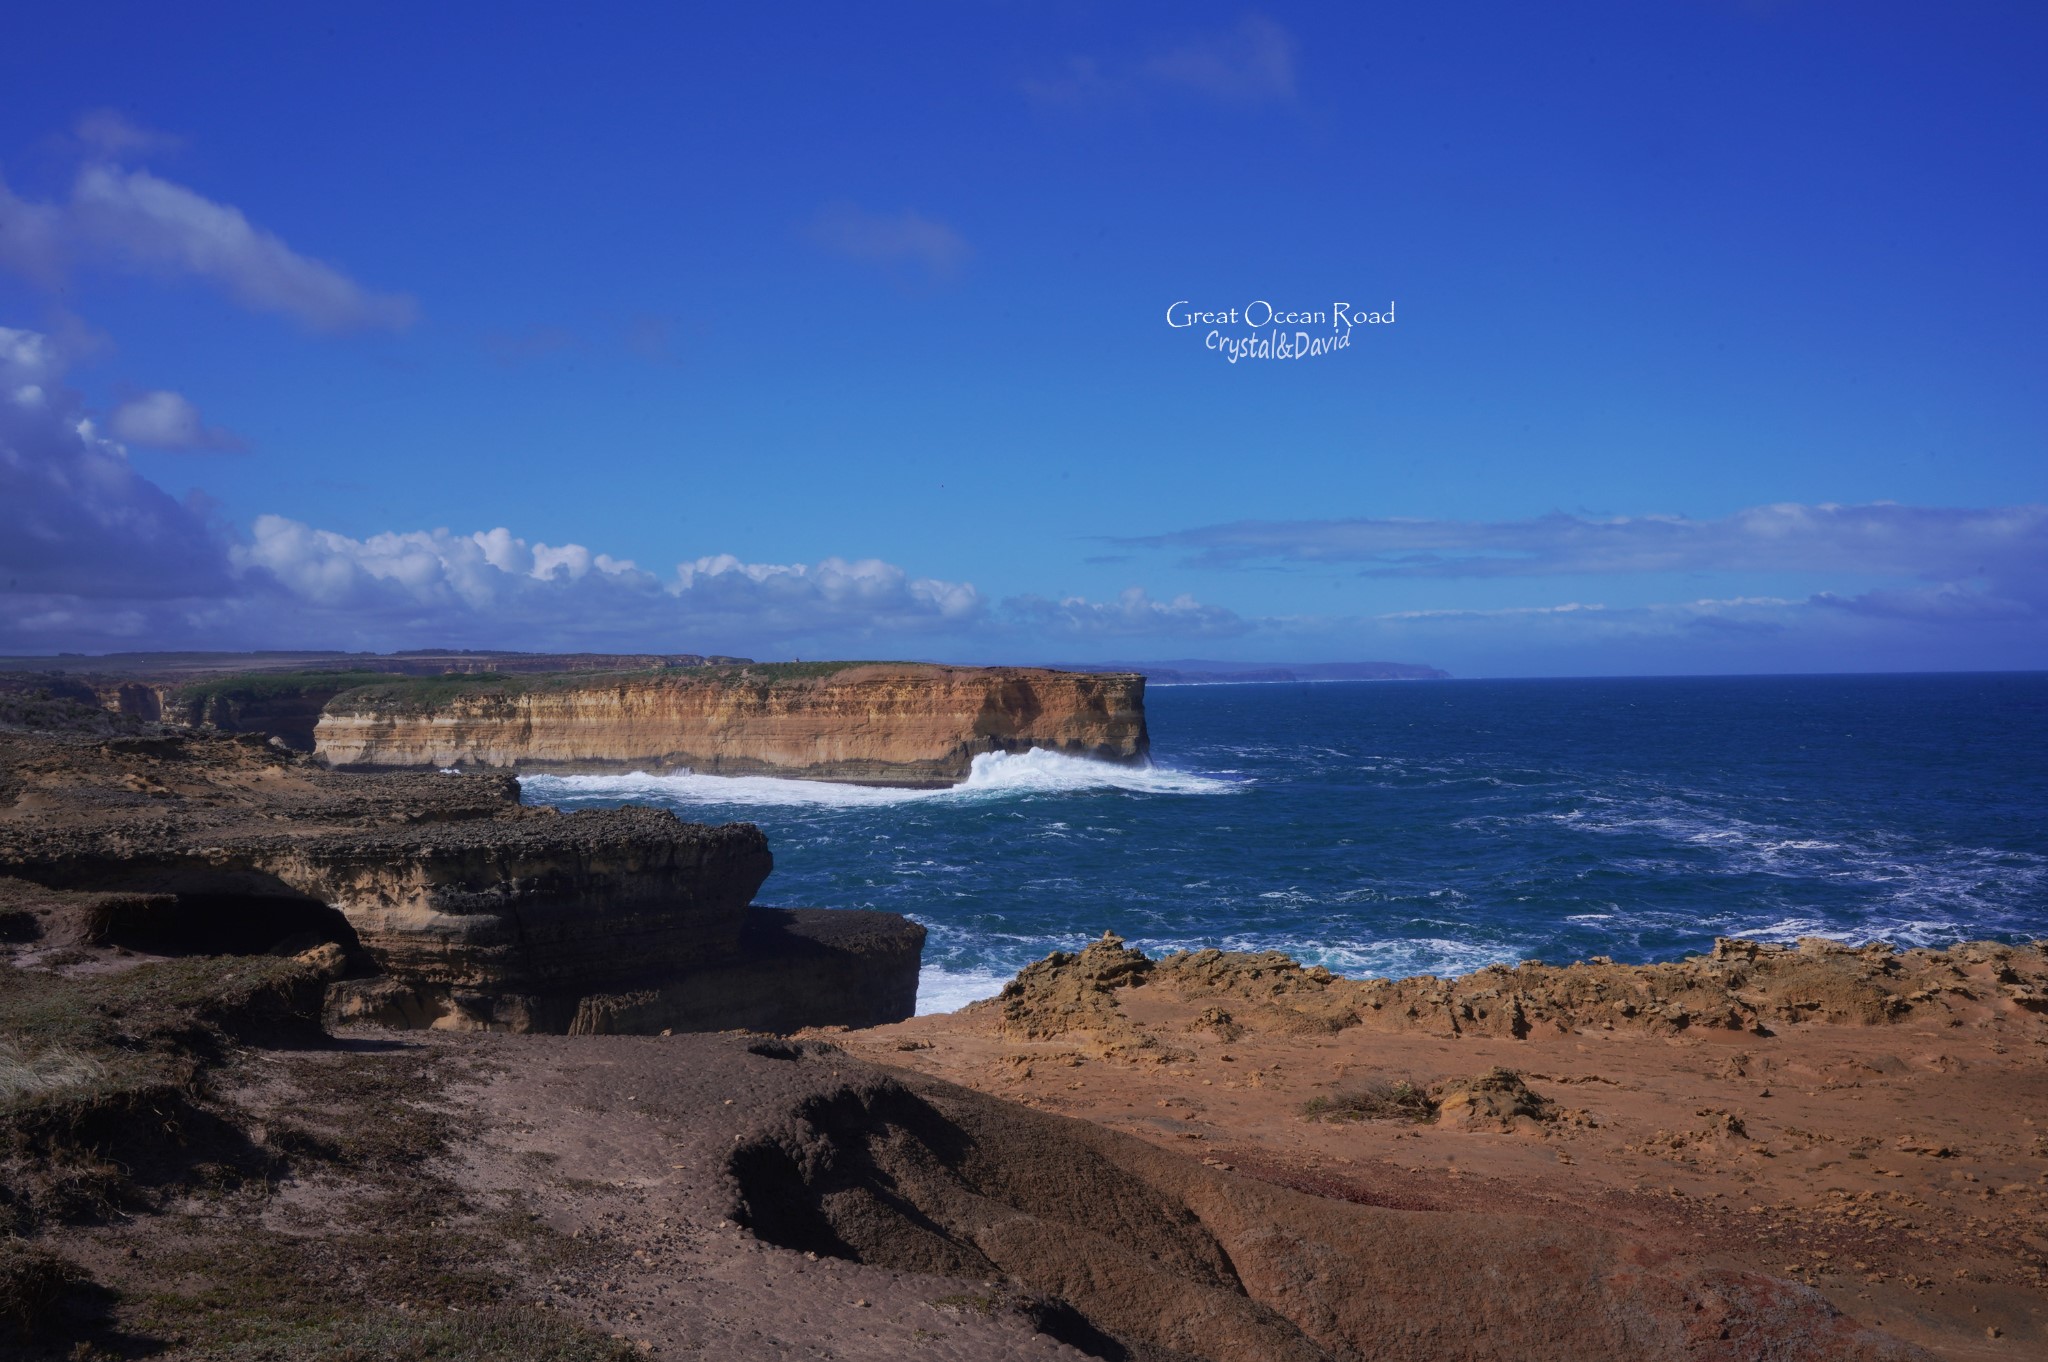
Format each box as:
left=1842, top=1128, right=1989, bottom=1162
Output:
left=0, top=725, right=922, bottom=1034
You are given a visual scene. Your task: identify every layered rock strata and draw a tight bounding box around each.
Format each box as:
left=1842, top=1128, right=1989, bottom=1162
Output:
left=312, top=663, right=1148, bottom=786
left=0, top=726, right=922, bottom=1033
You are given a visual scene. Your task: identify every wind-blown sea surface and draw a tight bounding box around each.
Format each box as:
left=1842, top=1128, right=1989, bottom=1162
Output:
left=522, top=673, right=2048, bottom=1015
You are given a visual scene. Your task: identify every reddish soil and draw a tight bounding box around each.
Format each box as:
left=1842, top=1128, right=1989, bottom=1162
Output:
left=826, top=936, right=2048, bottom=1361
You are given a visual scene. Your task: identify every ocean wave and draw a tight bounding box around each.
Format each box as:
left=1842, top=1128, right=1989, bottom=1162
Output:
left=1119, top=932, right=1528, bottom=980
left=953, top=749, right=1241, bottom=797
left=521, top=748, right=1240, bottom=810
left=1464, top=785, right=2048, bottom=927
left=915, top=965, right=1013, bottom=1015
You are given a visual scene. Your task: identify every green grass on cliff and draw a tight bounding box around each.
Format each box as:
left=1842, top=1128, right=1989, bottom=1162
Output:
left=0, top=956, right=320, bottom=1183
left=169, top=670, right=396, bottom=707
left=693, top=659, right=902, bottom=681
left=325, top=660, right=910, bottom=713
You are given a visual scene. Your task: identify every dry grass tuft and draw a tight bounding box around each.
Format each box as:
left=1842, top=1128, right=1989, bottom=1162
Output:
left=0, top=1039, right=107, bottom=1105
left=1302, top=1078, right=1438, bottom=1123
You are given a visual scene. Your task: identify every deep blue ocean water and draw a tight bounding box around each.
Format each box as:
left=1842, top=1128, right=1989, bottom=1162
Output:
left=523, top=673, right=2048, bottom=1014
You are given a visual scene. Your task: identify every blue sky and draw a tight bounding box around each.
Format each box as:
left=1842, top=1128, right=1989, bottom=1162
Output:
left=3, top=2, right=2044, bottom=674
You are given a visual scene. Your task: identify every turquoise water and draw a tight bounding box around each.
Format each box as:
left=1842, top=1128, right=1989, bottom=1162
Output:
left=523, top=673, right=2048, bottom=1013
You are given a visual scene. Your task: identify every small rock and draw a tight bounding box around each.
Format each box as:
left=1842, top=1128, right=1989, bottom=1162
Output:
left=1432, top=1069, right=1551, bottom=1130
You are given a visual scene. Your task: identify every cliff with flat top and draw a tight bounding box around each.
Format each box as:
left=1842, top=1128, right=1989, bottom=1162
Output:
left=312, top=663, right=1148, bottom=786
left=0, top=724, right=922, bottom=1034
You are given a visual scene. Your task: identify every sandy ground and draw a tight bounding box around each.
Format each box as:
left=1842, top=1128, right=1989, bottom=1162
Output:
left=441, top=1033, right=1095, bottom=1361
left=827, top=942, right=2048, bottom=1361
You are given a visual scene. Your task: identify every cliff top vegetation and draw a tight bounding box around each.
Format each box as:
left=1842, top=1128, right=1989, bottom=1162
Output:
left=320, top=661, right=920, bottom=713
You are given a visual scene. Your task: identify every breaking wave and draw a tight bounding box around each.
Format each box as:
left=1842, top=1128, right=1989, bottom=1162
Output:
left=520, top=747, right=1239, bottom=811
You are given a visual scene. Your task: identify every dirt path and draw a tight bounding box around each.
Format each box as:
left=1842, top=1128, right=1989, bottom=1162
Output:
left=445, top=1032, right=1094, bottom=1361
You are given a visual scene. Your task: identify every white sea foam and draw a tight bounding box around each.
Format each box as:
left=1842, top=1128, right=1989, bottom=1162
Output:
left=1466, top=783, right=2048, bottom=936
left=520, top=748, right=1239, bottom=809
left=1090, top=932, right=1529, bottom=982
left=1298, top=937, right=1526, bottom=978
left=915, top=939, right=1540, bottom=1014
left=915, top=966, right=1012, bottom=1015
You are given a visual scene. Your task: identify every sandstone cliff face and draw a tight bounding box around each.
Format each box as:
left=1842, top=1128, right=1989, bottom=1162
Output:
left=0, top=728, right=922, bottom=1034
left=313, top=664, right=1148, bottom=786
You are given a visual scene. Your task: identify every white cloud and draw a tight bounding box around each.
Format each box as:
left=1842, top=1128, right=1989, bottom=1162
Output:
left=70, top=109, right=184, bottom=158
left=0, top=160, right=415, bottom=333
left=1124, top=502, right=2048, bottom=612
left=1002, top=586, right=1251, bottom=638
left=1118, top=502, right=2048, bottom=669
left=0, top=174, right=66, bottom=287
left=0, top=333, right=1256, bottom=653
left=808, top=202, right=970, bottom=281
left=218, top=518, right=989, bottom=651
left=66, top=164, right=416, bottom=331
left=1140, top=14, right=1297, bottom=104
left=0, top=327, right=234, bottom=609
left=108, top=389, right=244, bottom=451
left=1377, top=601, right=1609, bottom=621
left=1025, top=14, right=1298, bottom=109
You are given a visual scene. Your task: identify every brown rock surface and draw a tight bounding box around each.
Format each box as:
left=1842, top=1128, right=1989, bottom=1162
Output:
left=447, top=1031, right=1924, bottom=1361
left=312, top=663, right=1148, bottom=786
left=830, top=934, right=2048, bottom=1360
left=15, top=1008, right=1922, bottom=1361
left=0, top=726, right=922, bottom=1034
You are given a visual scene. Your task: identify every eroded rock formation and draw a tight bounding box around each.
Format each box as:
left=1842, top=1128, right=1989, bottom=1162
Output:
left=312, top=663, right=1148, bottom=786
left=0, top=726, right=922, bottom=1033
left=982, top=930, right=2048, bottom=1055
left=836, top=934, right=2048, bottom=1356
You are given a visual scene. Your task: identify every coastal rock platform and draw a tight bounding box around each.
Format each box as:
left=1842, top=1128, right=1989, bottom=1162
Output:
left=829, top=934, right=2048, bottom=1360
left=0, top=723, right=922, bottom=1034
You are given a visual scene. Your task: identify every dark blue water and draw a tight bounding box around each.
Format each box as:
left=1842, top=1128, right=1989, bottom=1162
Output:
left=523, top=673, right=2048, bottom=1012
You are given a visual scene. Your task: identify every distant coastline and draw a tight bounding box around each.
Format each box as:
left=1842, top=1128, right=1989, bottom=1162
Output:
left=1055, top=658, right=1450, bottom=684
left=1141, top=675, right=1445, bottom=687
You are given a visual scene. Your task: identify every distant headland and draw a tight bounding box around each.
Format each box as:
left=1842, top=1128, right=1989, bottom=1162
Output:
left=0, top=651, right=1150, bottom=788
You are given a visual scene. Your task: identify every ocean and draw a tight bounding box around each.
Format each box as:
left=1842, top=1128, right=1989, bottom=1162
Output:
left=521, top=673, right=2048, bottom=1015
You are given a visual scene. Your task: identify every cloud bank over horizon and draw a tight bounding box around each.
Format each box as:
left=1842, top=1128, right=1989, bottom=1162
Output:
left=0, top=314, right=2038, bottom=670
left=2, top=319, right=2041, bottom=669
left=0, top=102, right=2037, bottom=674
left=1124, top=504, right=2047, bottom=589
left=1104, top=504, right=2048, bottom=674
left=0, top=324, right=1254, bottom=657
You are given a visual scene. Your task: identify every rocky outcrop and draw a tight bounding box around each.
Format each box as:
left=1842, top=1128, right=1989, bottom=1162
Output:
left=0, top=727, right=922, bottom=1033
left=982, top=930, right=2048, bottom=1052
left=554, top=908, right=925, bottom=1036
left=312, top=663, right=1148, bottom=786
left=165, top=681, right=363, bottom=750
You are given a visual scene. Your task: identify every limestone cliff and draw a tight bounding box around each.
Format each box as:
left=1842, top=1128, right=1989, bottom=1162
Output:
left=313, top=663, right=1148, bottom=786
left=0, top=727, right=923, bottom=1034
